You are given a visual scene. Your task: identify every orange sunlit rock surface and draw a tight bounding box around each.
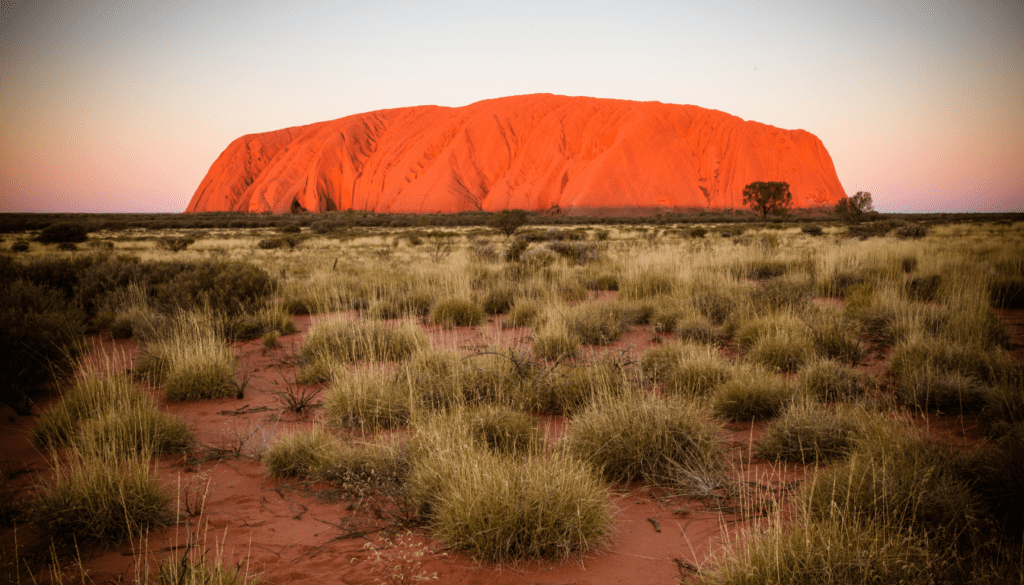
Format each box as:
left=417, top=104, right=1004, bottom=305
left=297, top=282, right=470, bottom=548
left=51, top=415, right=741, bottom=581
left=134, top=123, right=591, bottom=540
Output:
left=186, top=94, right=845, bottom=214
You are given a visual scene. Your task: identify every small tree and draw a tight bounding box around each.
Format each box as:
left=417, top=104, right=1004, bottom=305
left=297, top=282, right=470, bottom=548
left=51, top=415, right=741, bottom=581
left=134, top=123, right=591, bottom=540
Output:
left=742, top=181, right=793, bottom=220
left=834, top=191, right=874, bottom=223
left=489, top=209, right=530, bottom=238
left=37, top=222, right=89, bottom=244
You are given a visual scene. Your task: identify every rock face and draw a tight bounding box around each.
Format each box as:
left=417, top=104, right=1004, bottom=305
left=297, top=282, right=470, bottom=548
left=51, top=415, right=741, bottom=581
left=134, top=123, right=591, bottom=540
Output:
left=186, top=94, right=845, bottom=214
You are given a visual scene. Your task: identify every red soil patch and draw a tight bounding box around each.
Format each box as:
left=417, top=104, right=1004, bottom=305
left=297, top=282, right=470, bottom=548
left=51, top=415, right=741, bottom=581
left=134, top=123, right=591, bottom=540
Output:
left=4, top=306, right=1020, bottom=584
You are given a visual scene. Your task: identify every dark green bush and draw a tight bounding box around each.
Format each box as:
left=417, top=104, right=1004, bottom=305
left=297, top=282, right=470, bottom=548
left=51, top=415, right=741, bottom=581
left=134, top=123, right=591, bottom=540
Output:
left=10, top=241, right=29, bottom=252
left=894, top=223, right=928, bottom=239
left=689, top=226, right=708, bottom=238
left=905, top=273, right=942, bottom=302
left=154, top=260, right=275, bottom=316
left=37, top=222, right=88, bottom=244
left=800, top=225, right=823, bottom=236
left=0, top=280, right=86, bottom=413
left=990, top=276, right=1024, bottom=309
left=505, top=239, right=529, bottom=262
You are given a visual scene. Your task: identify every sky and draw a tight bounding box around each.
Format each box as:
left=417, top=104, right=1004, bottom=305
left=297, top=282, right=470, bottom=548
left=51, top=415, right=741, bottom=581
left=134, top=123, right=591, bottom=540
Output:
left=1, top=0, right=1022, bottom=214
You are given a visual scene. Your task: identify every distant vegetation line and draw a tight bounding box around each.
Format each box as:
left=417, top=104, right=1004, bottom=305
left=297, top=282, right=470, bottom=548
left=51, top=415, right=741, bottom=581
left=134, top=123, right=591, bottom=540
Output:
left=1, top=210, right=1021, bottom=234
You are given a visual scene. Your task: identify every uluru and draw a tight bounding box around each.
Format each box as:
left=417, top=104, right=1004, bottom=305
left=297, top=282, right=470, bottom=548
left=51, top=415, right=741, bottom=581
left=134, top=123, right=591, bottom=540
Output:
left=186, top=94, right=845, bottom=215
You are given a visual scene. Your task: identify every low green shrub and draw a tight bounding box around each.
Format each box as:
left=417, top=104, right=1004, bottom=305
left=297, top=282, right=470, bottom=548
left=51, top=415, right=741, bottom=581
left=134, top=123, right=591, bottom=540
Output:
left=429, top=297, right=486, bottom=327
left=800, top=224, right=823, bottom=236
left=10, top=241, right=29, bottom=252
left=154, top=260, right=276, bottom=316
left=894, top=222, right=928, bottom=239
left=262, top=330, right=280, bottom=349
left=37, top=222, right=88, bottom=244
left=989, top=275, right=1024, bottom=309
left=0, top=279, right=86, bottom=413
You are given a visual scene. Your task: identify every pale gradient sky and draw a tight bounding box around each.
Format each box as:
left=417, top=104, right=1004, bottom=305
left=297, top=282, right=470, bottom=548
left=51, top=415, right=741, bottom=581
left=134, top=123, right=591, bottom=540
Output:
left=1, top=0, right=1022, bottom=213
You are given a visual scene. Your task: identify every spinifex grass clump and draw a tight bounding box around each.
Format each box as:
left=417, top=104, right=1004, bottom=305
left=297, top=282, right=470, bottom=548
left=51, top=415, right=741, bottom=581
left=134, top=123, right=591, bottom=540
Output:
left=33, top=372, right=149, bottom=447
left=430, top=452, right=611, bottom=561
left=532, top=330, right=579, bottom=361
left=619, top=268, right=675, bottom=300
left=711, top=366, right=794, bottom=422
left=465, top=405, right=543, bottom=456
left=560, top=301, right=631, bottom=345
left=323, top=367, right=413, bottom=430
left=534, top=357, right=631, bottom=415
left=264, top=427, right=341, bottom=478
left=405, top=413, right=611, bottom=561
left=299, top=317, right=427, bottom=382
left=136, top=311, right=237, bottom=401
left=563, top=389, right=725, bottom=489
left=756, top=401, right=859, bottom=464
left=33, top=372, right=191, bottom=455
left=429, top=296, right=486, bottom=327
left=803, top=428, right=987, bottom=554
left=504, top=298, right=541, bottom=328
left=798, top=357, right=867, bottom=402
left=30, top=451, right=173, bottom=545
left=641, top=341, right=732, bottom=398
left=706, top=513, right=933, bottom=585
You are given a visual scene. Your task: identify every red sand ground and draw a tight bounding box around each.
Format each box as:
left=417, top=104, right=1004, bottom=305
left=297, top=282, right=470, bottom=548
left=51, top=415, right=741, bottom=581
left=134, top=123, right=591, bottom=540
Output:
left=186, top=94, right=846, bottom=215
left=4, top=302, right=1020, bottom=585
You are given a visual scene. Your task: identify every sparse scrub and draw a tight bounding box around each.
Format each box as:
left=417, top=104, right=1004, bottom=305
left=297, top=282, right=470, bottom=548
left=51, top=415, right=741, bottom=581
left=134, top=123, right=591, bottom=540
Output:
left=756, top=401, right=859, bottom=464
